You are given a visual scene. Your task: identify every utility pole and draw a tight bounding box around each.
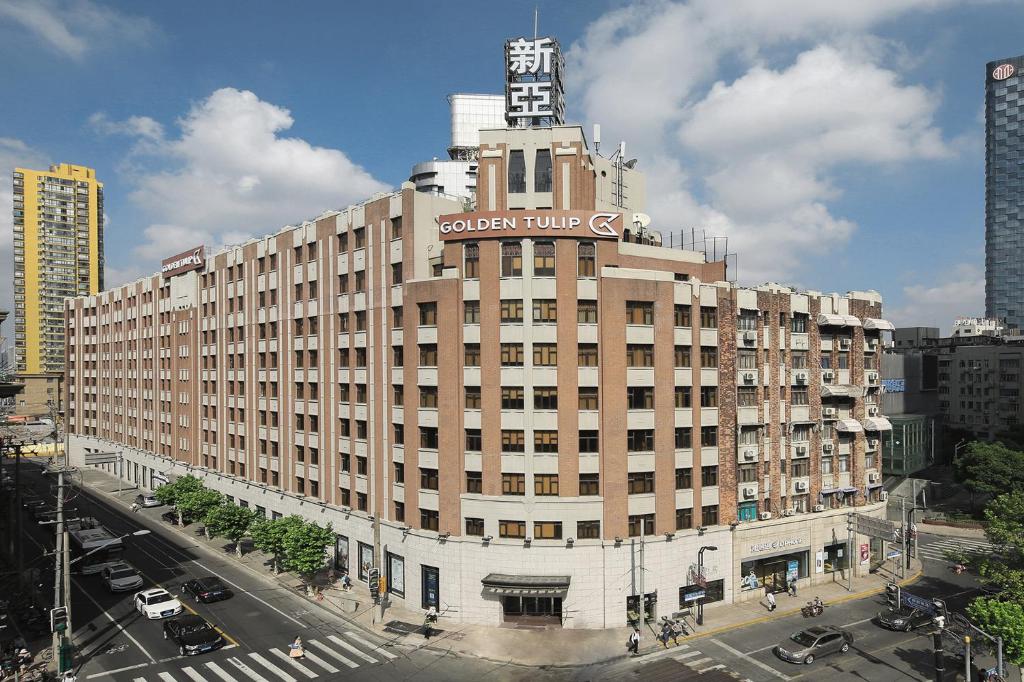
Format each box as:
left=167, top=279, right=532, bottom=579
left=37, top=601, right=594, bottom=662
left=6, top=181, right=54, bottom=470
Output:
left=931, top=630, right=944, bottom=682
left=964, top=636, right=971, bottom=682
left=52, top=467, right=64, bottom=669
left=901, top=497, right=908, bottom=577
left=846, top=513, right=853, bottom=592
left=638, top=530, right=645, bottom=641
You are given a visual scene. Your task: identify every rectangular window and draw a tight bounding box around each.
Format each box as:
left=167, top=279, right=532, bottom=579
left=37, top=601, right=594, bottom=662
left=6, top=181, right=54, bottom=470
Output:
left=534, top=474, right=559, bottom=496
left=701, top=465, right=719, bottom=486
left=675, top=346, right=692, bottom=368
left=791, top=351, right=808, bottom=369
left=464, top=344, right=481, bottom=367
left=465, top=387, right=481, bottom=409
left=420, top=468, right=439, bottom=491
left=790, top=460, right=809, bottom=478
left=700, top=346, right=718, bottom=367
left=532, top=299, right=557, bottom=323
left=501, top=242, right=522, bottom=276
left=420, top=509, right=439, bottom=531
left=465, top=428, right=482, bottom=452
left=534, top=387, right=559, bottom=410
left=501, top=343, right=524, bottom=366
left=701, top=505, right=719, bottom=526
left=791, top=313, right=808, bottom=333
left=700, top=306, right=717, bottom=328
left=578, top=344, right=598, bottom=366
left=627, top=429, right=654, bottom=452
left=499, top=520, right=526, bottom=538
left=501, top=387, right=525, bottom=409
left=501, top=473, right=526, bottom=495
left=500, top=299, right=524, bottom=323
left=501, top=430, right=525, bottom=452
left=738, top=464, right=757, bottom=483
left=628, top=514, right=655, bottom=537
left=464, top=243, right=479, bottom=279
left=534, top=521, right=562, bottom=540
left=627, top=386, right=654, bottom=409
left=418, top=302, right=437, bottom=326
left=676, top=508, right=693, bottom=530
left=627, top=344, right=654, bottom=367
left=626, top=301, right=654, bottom=325
left=675, top=467, right=692, bottom=489
left=508, top=150, right=526, bottom=193
left=420, top=427, right=438, bottom=449
left=533, top=343, right=558, bottom=366
left=675, top=386, right=692, bottom=408
left=579, top=430, right=599, bottom=453
left=791, top=387, right=809, bottom=405
left=466, top=471, right=482, bottom=494
left=737, top=311, right=757, bottom=331
left=419, top=344, right=438, bottom=366
left=700, top=425, right=718, bottom=447
left=578, top=387, right=599, bottom=410
left=737, top=386, right=757, bottom=407
left=738, top=350, right=757, bottom=369
left=464, top=301, right=480, bottom=324
left=420, top=387, right=438, bottom=408
left=577, top=520, right=601, bottom=539
left=534, top=430, right=559, bottom=453
left=534, top=149, right=552, bottom=192
left=579, top=473, right=599, bottom=496
left=577, top=299, right=598, bottom=323
left=700, top=386, right=718, bottom=407
left=393, top=462, right=404, bottom=483
left=577, top=243, right=596, bottom=277
left=465, top=517, right=484, bottom=536
left=627, top=471, right=655, bottom=494
left=533, top=242, right=555, bottom=276
left=675, top=427, right=692, bottom=449
left=674, top=305, right=692, bottom=327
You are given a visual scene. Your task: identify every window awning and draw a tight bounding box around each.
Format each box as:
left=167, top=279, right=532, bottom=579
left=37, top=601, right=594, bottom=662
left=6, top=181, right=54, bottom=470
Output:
left=817, top=313, right=862, bottom=327
left=481, top=574, right=571, bottom=597
left=821, top=384, right=863, bottom=398
left=835, top=419, right=864, bottom=433
left=839, top=487, right=859, bottom=494
left=862, top=416, right=893, bottom=431
left=863, top=318, right=895, bottom=331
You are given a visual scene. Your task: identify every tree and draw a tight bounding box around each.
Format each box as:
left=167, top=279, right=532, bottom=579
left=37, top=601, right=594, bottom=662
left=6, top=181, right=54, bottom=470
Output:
left=153, top=475, right=204, bottom=524
left=955, top=442, right=1024, bottom=509
left=250, top=515, right=303, bottom=574
left=975, top=491, right=1024, bottom=604
left=966, top=598, right=1024, bottom=674
left=281, top=520, right=334, bottom=596
left=203, top=503, right=256, bottom=558
left=176, top=488, right=224, bottom=532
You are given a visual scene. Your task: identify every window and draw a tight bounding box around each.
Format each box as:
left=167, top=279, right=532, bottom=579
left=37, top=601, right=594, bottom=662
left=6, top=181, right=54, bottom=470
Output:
left=501, top=430, right=525, bottom=452
left=465, top=429, right=482, bottom=452
left=627, top=386, right=654, bottom=409
left=534, top=149, right=552, bottom=192
left=464, top=244, right=479, bottom=279
left=464, top=344, right=481, bottom=367
left=675, top=467, right=692, bottom=489
left=577, top=520, right=601, bottom=539
left=535, top=475, right=559, bottom=496
left=738, top=350, right=757, bottom=369
left=701, top=505, right=719, bottom=526
left=676, top=508, right=693, bottom=530
left=701, top=465, right=719, bottom=486
left=700, top=346, right=718, bottom=367
left=628, top=514, right=655, bottom=537
left=534, top=431, right=558, bottom=453
left=393, top=385, right=404, bottom=406
left=675, top=427, right=692, bottom=449
left=501, top=387, right=525, bottom=409
left=700, top=306, right=717, bottom=328
left=700, top=425, right=718, bottom=447
left=579, top=387, right=598, bottom=410
left=675, top=386, right=692, bottom=408
left=821, top=456, right=834, bottom=474
left=675, top=345, right=692, bottom=367
left=392, top=306, right=403, bottom=327
left=464, top=301, right=480, bottom=324
left=578, top=242, right=596, bottom=277
left=578, top=344, right=598, bottom=366
left=791, top=351, right=808, bottom=369
left=738, top=464, right=757, bottom=483
left=465, top=517, right=484, bottom=536
left=466, top=471, right=482, bottom=494
left=791, top=387, right=809, bottom=405
left=838, top=454, right=850, bottom=473
left=392, top=346, right=404, bottom=366
left=533, top=343, right=557, bottom=366
left=791, top=313, right=808, bottom=333
left=394, top=462, right=404, bottom=483
left=579, top=473, right=599, bottom=496
left=354, top=228, right=366, bottom=249
left=501, top=343, right=524, bottom=366
left=502, top=473, right=526, bottom=495
left=577, top=299, right=598, bottom=323
left=418, top=303, right=437, bottom=326
left=534, top=521, right=562, bottom=540
left=391, top=262, right=403, bottom=284
left=534, top=387, right=558, bottom=410
left=626, top=301, right=654, bottom=325
left=465, top=387, right=481, bottom=409
left=627, top=344, right=654, bottom=367
left=579, top=430, right=599, bottom=453
left=737, top=310, right=757, bottom=331
left=790, top=460, right=809, bottom=478
left=420, top=509, right=439, bottom=532
left=500, top=299, right=524, bottom=323
left=499, top=520, right=526, bottom=538
left=532, top=299, right=557, bottom=323
left=627, top=429, right=654, bottom=452
left=420, top=427, right=438, bottom=449
left=420, top=468, right=439, bottom=490
left=838, top=352, right=850, bottom=369
left=501, top=242, right=522, bottom=276
left=627, top=471, right=655, bottom=494
left=419, top=344, right=438, bottom=367
left=737, top=386, right=757, bottom=407
left=700, top=386, right=718, bottom=408
left=674, top=305, right=691, bottom=327
left=508, top=150, right=526, bottom=193
left=533, top=241, right=555, bottom=276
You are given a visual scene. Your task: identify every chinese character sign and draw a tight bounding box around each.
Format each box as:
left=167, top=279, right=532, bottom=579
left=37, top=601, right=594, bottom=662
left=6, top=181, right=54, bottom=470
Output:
left=505, top=36, right=565, bottom=125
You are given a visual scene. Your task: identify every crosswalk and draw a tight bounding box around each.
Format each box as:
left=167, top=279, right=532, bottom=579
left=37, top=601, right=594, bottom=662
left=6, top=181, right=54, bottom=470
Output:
left=917, top=536, right=994, bottom=563
left=124, top=632, right=398, bottom=682
left=671, top=645, right=753, bottom=681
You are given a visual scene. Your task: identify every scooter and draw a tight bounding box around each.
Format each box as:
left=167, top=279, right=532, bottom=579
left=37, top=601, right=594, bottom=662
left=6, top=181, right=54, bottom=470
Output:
left=801, top=599, right=824, bottom=617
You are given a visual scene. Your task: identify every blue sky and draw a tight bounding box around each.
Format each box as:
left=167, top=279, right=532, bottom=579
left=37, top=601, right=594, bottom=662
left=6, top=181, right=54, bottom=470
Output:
left=2, top=0, right=1023, bottom=333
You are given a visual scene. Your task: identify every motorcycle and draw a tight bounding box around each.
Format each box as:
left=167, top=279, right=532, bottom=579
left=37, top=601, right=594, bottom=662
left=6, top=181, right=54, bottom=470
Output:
left=801, top=600, right=824, bottom=617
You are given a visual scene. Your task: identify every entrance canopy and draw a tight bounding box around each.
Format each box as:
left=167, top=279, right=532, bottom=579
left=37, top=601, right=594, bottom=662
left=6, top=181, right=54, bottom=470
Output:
left=482, top=573, right=570, bottom=597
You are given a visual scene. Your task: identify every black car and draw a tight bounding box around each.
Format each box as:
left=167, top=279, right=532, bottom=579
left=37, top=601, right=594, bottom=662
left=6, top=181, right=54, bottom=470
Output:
left=181, top=577, right=233, bottom=603
left=875, top=607, right=935, bottom=631
left=162, top=614, right=224, bottom=656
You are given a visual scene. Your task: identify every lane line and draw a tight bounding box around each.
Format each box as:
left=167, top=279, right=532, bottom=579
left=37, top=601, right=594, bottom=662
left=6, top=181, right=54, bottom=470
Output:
left=247, top=652, right=296, bottom=682
left=205, top=660, right=241, bottom=682
left=72, top=576, right=157, bottom=663
left=84, top=663, right=151, bottom=679
left=268, top=649, right=318, bottom=678
left=328, top=633, right=378, bottom=663
left=708, top=637, right=794, bottom=681
left=308, top=639, right=358, bottom=669
left=225, top=657, right=270, bottom=682
left=344, top=631, right=398, bottom=659
left=181, top=667, right=207, bottom=682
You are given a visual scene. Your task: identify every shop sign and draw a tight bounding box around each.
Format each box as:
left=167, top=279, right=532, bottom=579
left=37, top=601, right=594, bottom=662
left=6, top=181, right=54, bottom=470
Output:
left=993, top=63, right=1016, bottom=81
left=505, top=36, right=565, bottom=125
left=161, top=246, right=205, bottom=278
left=747, top=537, right=806, bottom=554
left=859, top=543, right=869, bottom=565
left=815, top=551, right=825, bottom=574
left=887, top=550, right=902, bottom=559
left=438, top=210, right=622, bottom=242
left=683, top=589, right=705, bottom=602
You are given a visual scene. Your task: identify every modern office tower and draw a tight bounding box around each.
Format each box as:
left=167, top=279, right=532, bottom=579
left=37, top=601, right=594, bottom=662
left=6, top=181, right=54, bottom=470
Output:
left=12, top=163, right=103, bottom=415
left=985, top=55, right=1024, bottom=329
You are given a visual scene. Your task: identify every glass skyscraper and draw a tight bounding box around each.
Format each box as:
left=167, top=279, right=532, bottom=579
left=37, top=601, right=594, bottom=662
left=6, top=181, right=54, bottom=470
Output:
left=986, top=54, right=1024, bottom=329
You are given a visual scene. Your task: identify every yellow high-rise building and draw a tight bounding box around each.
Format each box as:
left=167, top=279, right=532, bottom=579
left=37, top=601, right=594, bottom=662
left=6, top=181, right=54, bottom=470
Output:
left=12, top=163, right=103, bottom=416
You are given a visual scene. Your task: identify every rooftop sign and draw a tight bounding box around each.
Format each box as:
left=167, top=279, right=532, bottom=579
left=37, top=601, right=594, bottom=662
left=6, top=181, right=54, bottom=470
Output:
left=505, top=36, right=565, bottom=126
left=438, top=210, right=622, bottom=242
left=993, top=63, right=1015, bottom=80
left=161, top=246, right=205, bottom=278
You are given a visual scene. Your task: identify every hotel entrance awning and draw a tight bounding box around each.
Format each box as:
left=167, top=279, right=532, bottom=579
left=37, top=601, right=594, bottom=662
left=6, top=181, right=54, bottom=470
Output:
left=481, top=574, right=571, bottom=597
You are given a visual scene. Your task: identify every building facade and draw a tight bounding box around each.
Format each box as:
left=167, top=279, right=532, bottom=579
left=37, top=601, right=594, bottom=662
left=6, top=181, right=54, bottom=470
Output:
left=13, top=163, right=103, bottom=416
left=66, top=125, right=888, bottom=628
left=986, top=55, right=1024, bottom=330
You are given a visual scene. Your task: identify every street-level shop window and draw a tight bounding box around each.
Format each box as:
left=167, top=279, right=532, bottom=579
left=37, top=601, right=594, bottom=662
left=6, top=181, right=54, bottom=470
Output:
left=679, top=579, right=724, bottom=609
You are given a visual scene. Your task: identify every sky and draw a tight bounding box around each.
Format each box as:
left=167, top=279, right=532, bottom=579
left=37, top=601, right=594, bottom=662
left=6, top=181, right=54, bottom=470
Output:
left=1, top=0, right=1023, bottom=334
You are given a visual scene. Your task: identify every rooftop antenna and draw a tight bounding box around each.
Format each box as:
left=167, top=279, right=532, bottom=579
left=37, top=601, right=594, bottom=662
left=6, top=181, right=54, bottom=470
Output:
left=593, top=124, right=601, bottom=155
left=534, top=5, right=538, bottom=39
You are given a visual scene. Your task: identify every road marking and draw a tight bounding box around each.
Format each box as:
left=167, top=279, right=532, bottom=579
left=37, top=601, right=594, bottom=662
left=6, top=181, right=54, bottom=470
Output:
left=297, top=646, right=340, bottom=674
left=225, top=657, right=270, bottom=682
left=181, top=666, right=208, bottom=682
left=344, top=631, right=398, bottom=659
left=247, top=652, right=295, bottom=682
left=709, top=638, right=794, bottom=681
left=206, top=660, right=241, bottom=682
left=744, top=644, right=778, bottom=655
left=308, top=639, right=358, bottom=669
left=688, top=656, right=713, bottom=666
left=72, top=576, right=157, bottom=662
left=133, top=678, right=147, bottom=682
left=675, top=650, right=701, bottom=659
left=84, top=663, right=151, bottom=679
left=158, top=673, right=177, bottom=682
left=191, top=559, right=306, bottom=628
left=328, top=633, right=378, bottom=663
left=269, top=649, right=318, bottom=678
left=699, top=663, right=726, bottom=673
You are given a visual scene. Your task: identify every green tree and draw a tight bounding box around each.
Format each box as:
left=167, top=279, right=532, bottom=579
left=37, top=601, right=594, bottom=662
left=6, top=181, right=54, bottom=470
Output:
left=176, top=488, right=224, bottom=532
left=966, top=598, right=1024, bottom=674
left=282, top=520, right=334, bottom=596
left=203, top=503, right=256, bottom=558
left=955, top=442, right=1024, bottom=509
left=153, top=475, right=204, bottom=524
left=250, top=515, right=303, bottom=574
left=975, top=491, right=1024, bottom=603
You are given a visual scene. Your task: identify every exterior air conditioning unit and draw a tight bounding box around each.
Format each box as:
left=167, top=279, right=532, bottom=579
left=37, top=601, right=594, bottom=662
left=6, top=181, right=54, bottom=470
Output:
left=869, top=472, right=880, bottom=483
left=839, top=338, right=852, bottom=349
left=822, top=370, right=835, bottom=381
left=880, top=491, right=889, bottom=502
left=868, top=407, right=879, bottom=417
left=823, top=407, right=836, bottom=417
left=743, top=488, right=756, bottom=499
left=869, top=438, right=879, bottom=448
left=783, top=509, right=796, bottom=517
left=743, top=372, right=756, bottom=383
left=813, top=504, right=826, bottom=512
left=743, top=449, right=757, bottom=461
left=795, top=481, right=808, bottom=492
left=795, top=445, right=807, bottom=456
left=822, top=443, right=834, bottom=453
left=743, top=331, right=756, bottom=344
left=868, top=372, right=879, bottom=384
left=795, top=372, right=808, bottom=384
left=759, top=512, right=772, bottom=521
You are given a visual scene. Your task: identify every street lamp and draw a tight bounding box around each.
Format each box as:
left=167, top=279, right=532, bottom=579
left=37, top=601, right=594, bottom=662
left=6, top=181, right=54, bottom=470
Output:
left=696, top=545, right=718, bottom=626
left=952, top=439, right=968, bottom=464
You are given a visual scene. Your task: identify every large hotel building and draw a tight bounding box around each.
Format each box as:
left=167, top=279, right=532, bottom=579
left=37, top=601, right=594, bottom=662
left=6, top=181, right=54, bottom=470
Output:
left=67, top=123, right=892, bottom=628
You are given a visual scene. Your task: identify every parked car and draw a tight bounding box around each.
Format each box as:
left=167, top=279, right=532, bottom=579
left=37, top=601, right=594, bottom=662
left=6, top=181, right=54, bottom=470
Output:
left=775, top=625, right=853, bottom=665
left=135, top=493, right=163, bottom=508
left=102, top=562, right=144, bottom=593
left=162, top=614, right=224, bottom=656
left=134, top=588, right=183, bottom=619
left=875, top=606, right=935, bottom=631
left=180, top=577, right=233, bottom=603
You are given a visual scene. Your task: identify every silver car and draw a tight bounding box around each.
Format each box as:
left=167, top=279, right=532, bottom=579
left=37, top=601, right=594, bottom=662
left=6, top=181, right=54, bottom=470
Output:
left=135, top=493, right=163, bottom=508
left=102, top=562, right=144, bottom=592
left=775, top=625, right=853, bottom=664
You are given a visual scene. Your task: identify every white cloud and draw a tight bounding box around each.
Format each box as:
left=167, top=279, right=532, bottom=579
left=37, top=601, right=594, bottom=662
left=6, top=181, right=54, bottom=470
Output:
left=0, top=138, right=50, bottom=329
left=94, top=88, right=389, bottom=269
left=568, top=1, right=960, bottom=283
left=886, top=263, right=984, bottom=334
left=0, top=0, right=155, bottom=60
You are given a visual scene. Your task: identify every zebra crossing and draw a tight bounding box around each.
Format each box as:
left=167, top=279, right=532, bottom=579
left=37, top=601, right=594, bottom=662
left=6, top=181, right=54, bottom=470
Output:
left=917, top=536, right=994, bottom=563
left=671, top=645, right=753, bottom=681
left=120, top=632, right=398, bottom=682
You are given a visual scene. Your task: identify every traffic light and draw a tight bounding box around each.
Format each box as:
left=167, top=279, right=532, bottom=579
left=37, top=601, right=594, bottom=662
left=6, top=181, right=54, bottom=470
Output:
left=50, top=606, right=67, bottom=633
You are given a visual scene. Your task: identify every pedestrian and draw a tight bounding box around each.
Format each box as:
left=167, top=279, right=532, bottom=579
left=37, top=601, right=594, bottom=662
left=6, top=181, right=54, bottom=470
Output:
left=289, top=636, right=304, bottom=658
left=788, top=581, right=797, bottom=598
left=627, top=626, right=640, bottom=655
left=766, top=590, right=776, bottom=612
left=659, top=620, right=672, bottom=648
left=671, top=619, right=684, bottom=644
left=341, top=572, right=352, bottom=592
left=130, top=502, right=140, bottom=513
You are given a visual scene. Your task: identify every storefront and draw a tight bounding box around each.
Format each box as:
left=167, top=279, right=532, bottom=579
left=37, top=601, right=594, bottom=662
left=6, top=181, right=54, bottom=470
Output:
left=482, top=574, right=569, bottom=626
left=737, top=534, right=811, bottom=596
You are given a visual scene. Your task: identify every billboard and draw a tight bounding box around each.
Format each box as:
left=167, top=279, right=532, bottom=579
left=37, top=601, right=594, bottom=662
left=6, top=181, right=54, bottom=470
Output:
left=161, top=246, right=205, bottom=278
left=437, top=210, right=622, bottom=242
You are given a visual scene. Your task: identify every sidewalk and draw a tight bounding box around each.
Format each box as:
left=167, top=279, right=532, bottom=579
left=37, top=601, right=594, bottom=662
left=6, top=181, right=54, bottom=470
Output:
left=78, top=464, right=923, bottom=668
left=917, top=522, right=988, bottom=539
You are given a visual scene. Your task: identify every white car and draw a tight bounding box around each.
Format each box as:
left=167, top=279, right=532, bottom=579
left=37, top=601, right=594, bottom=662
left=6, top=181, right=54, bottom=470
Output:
left=102, top=562, right=144, bottom=592
left=134, top=588, right=183, bottom=619
left=135, top=493, right=163, bottom=508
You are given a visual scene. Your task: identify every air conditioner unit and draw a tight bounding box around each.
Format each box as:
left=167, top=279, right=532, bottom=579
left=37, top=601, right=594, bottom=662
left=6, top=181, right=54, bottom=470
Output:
left=869, top=438, right=879, bottom=448
left=840, top=338, right=852, bottom=349
left=795, top=372, right=808, bottom=384
left=880, top=491, right=889, bottom=502
left=823, top=407, right=836, bottom=417
left=795, top=481, right=808, bottom=492
left=743, top=331, right=756, bottom=344
left=869, top=472, right=880, bottom=483
left=868, top=372, right=879, bottom=383
left=822, top=443, right=834, bottom=453
left=813, top=504, right=826, bottom=512
left=743, top=372, right=756, bottom=383
left=795, top=445, right=807, bottom=456
left=743, top=488, right=756, bottom=499
left=783, top=509, right=796, bottom=517
left=868, top=407, right=879, bottom=417
left=759, top=512, right=772, bottom=521
left=743, top=449, right=757, bottom=461
left=822, top=370, right=835, bottom=381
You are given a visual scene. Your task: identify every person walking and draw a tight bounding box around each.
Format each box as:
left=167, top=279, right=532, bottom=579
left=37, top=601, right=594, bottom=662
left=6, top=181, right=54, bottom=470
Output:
left=289, top=636, right=304, bottom=659
left=670, top=619, right=684, bottom=645
left=627, top=626, right=640, bottom=655
left=788, top=580, right=797, bottom=598
left=659, top=620, right=672, bottom=648
left=766, top=590, right=777, bottom=612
